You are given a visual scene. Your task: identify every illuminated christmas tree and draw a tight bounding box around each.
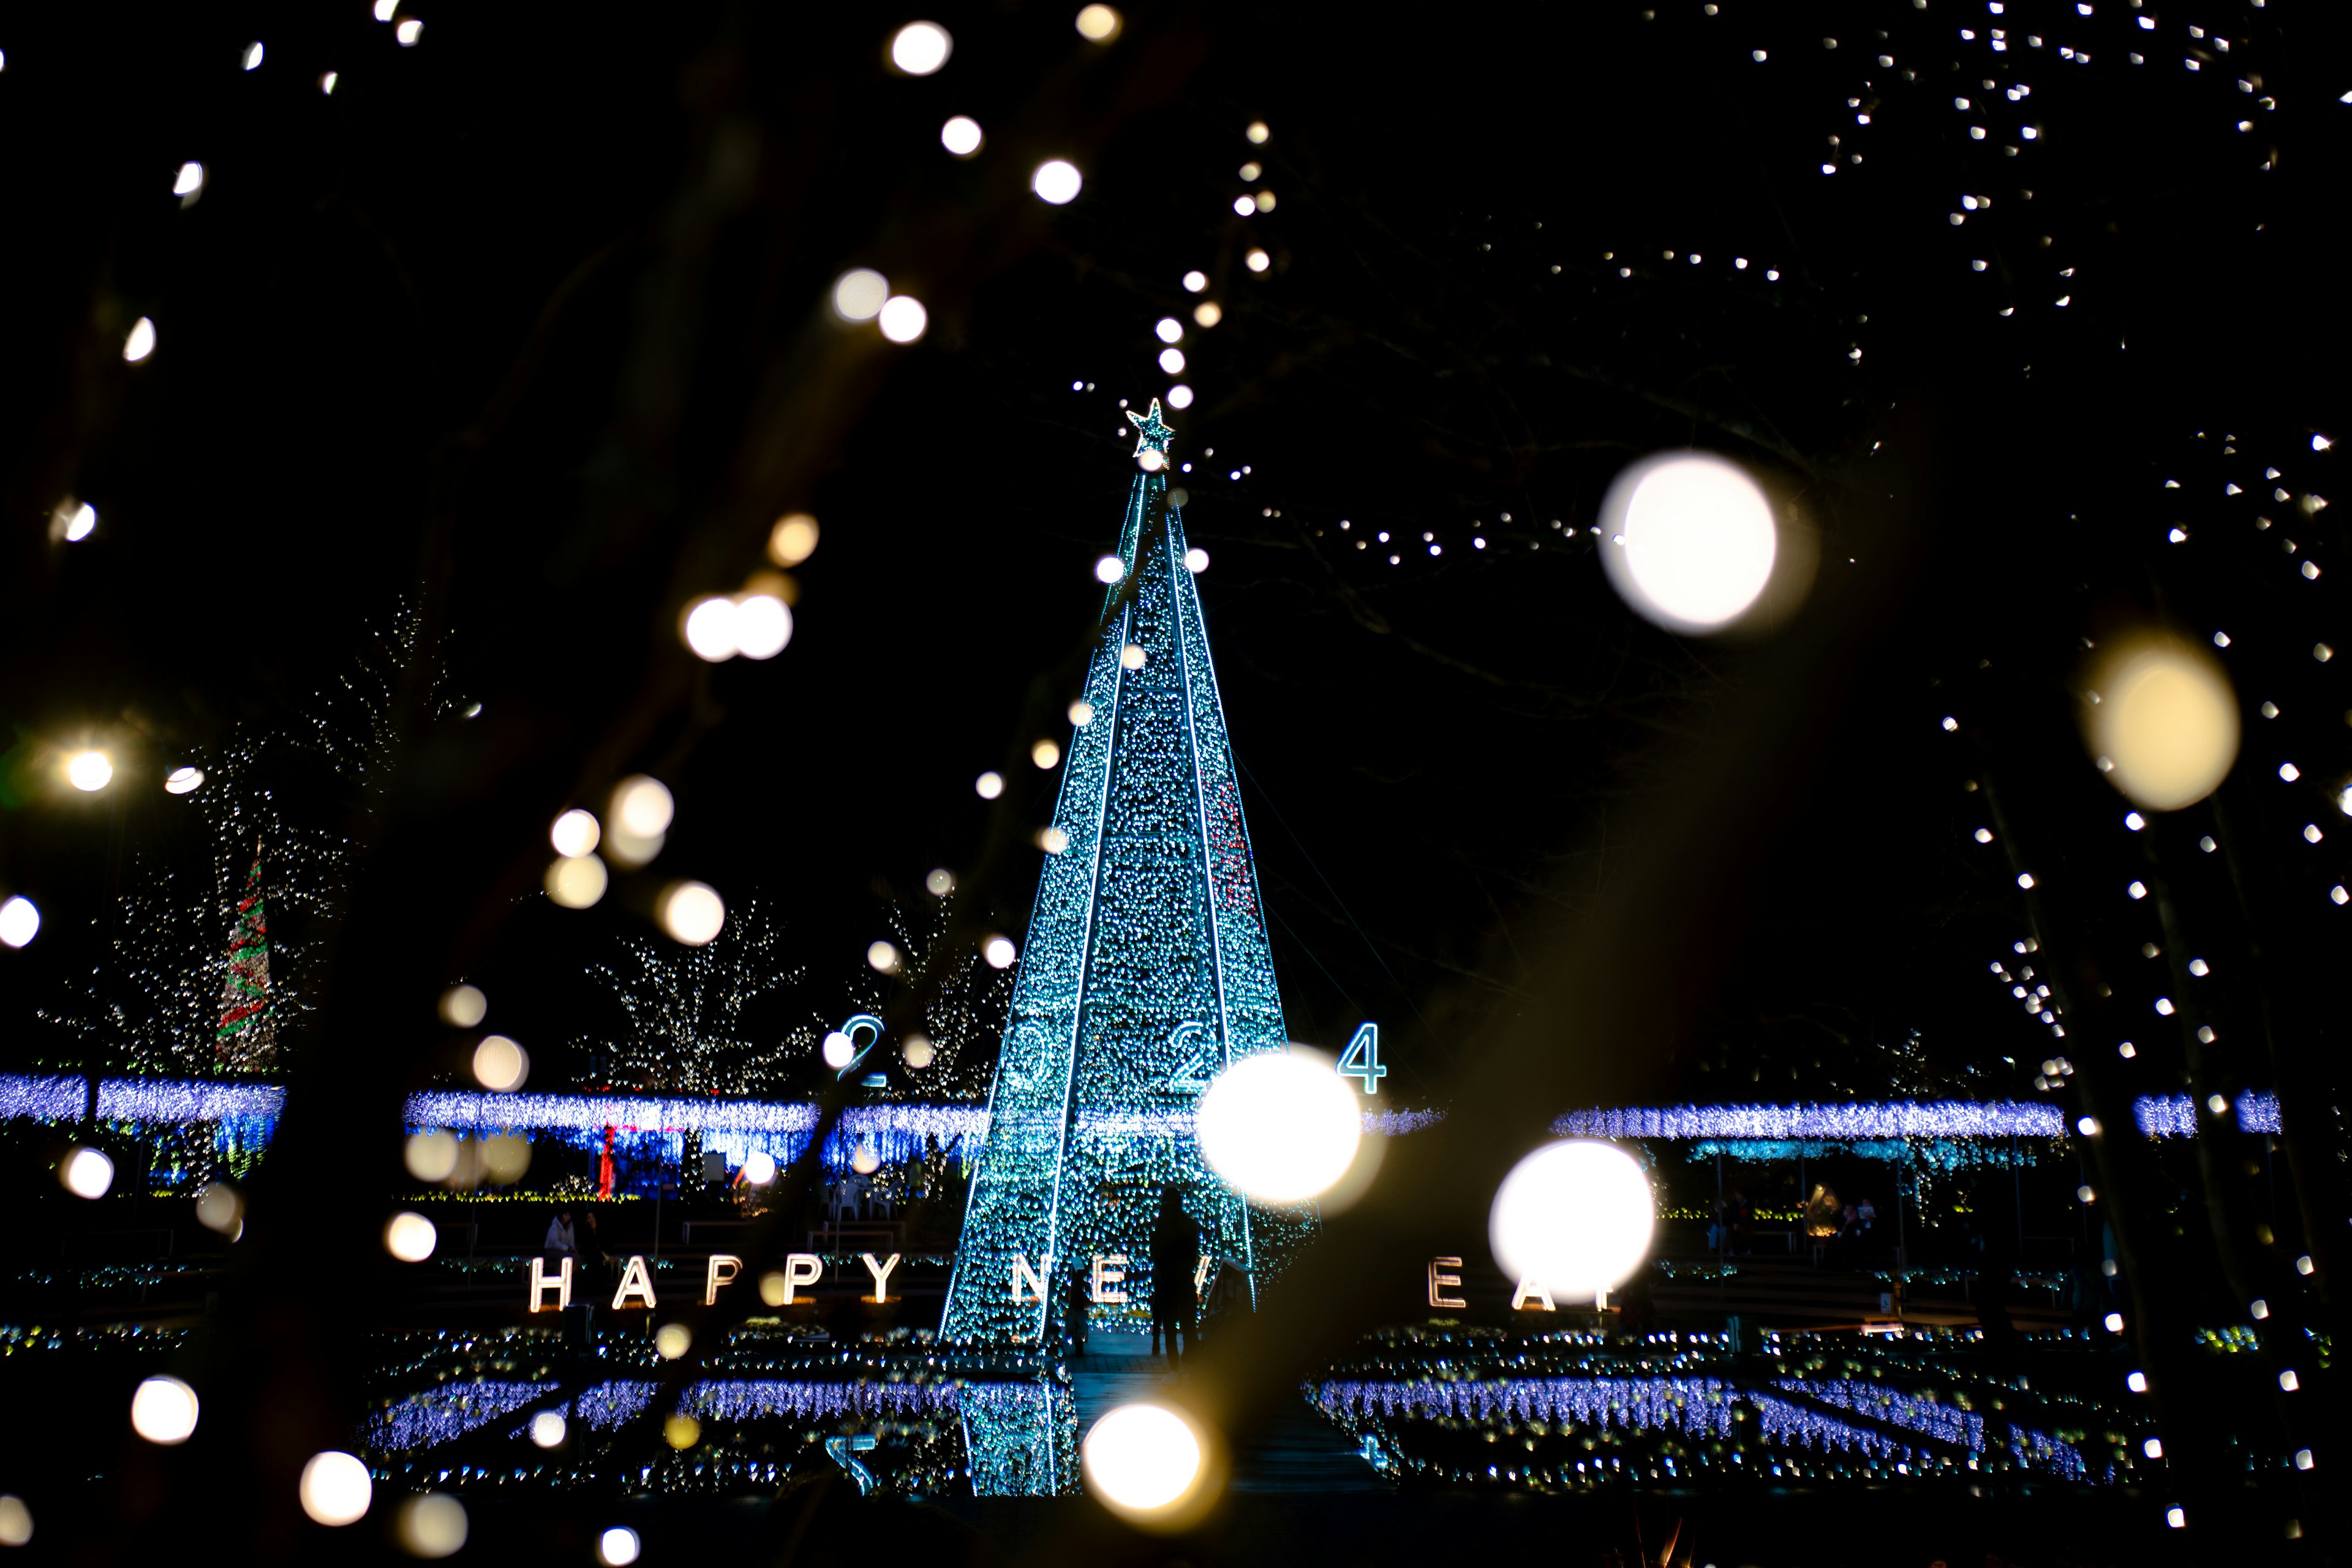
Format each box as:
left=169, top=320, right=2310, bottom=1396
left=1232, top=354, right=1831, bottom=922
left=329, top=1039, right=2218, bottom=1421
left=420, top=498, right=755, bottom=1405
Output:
left=942, top=401, right=1307, bottom=1357
left=212, top=845, right=277, bottom=1073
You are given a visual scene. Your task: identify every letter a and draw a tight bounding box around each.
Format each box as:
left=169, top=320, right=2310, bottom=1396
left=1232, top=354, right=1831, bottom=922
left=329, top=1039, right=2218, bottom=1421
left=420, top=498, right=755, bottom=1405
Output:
left=612, top=1253, right=657, bottom=1310
left=1511, top=1277, right=1556, bottom=1311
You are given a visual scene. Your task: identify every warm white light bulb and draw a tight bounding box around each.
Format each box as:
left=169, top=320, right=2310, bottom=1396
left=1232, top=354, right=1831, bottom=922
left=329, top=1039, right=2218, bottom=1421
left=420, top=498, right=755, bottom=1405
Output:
left=1599, top=452, right=1778, bottom=633
left=130, top=1376, right=200, bottom=1445
left=472, top=1036, right=529, bottom=1091
left=878, top=295, right=929, bottom=344
left=123, top=317, right=157, bottom=363
left=551, top=809, right=601, bottom=858
left=1083, top=1404, right=1204, bottom=1513
left=832, top=268, right=889, bottom=322
left=1196, top=1048, right=1361, bottom=1202
left=682, top=595, right=741, bottom=660
left=298, top=1451, right=372, bottom=1527
left=2084, top=636, right=2240, bottom=812
left=383, top=1210, right=437, bottom=1262
left=659, top=881, right=726, bottom=945
left=733, top=594, right=793, bottom=658
left=61, top=1147, right=113, bottom=1198
left=940, top=115, right=984, bottom=156
left=1033, top=159, right=1084, bottom=205
left=888, top=21, right=952, bottom=74
left=0, top=896, right=37, bottom=949
left=1488, top=1139, right=1655, bottom=1304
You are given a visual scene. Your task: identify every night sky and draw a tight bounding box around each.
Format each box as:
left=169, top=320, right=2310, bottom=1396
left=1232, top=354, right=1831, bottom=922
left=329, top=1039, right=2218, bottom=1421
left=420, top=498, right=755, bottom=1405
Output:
left=4, top=0, right=2347, bottom=1125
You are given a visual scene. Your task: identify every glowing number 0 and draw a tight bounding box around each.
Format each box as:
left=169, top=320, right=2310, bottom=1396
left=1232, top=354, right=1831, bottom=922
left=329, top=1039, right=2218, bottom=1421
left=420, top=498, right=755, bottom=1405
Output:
left=1336, top=1022, right=1385, bottom=1095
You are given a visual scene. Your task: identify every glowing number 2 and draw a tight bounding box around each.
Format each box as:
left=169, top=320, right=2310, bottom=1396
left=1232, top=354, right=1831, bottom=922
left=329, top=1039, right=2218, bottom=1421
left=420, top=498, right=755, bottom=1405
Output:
left=824, top=1433, right=879, bottom=1494
left=1336, top=1022, right=1386, bottom=1095
left=836, top=1014, right=883, bottom=1080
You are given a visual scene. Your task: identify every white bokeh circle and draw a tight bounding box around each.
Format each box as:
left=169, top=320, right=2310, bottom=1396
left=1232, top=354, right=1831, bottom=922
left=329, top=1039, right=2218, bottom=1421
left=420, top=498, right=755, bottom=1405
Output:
left=1196, top=1047, right=1361, bottom=1203
left=1488, top=1138, right=1655, bottom=1304
left=1600, top=452, right=1778, bottom=633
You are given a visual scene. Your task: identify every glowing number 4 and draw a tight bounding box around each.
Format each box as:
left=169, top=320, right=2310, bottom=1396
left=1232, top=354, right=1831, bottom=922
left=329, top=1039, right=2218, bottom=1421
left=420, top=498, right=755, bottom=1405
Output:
left=1337, top=1022, right=1386, bottom=1095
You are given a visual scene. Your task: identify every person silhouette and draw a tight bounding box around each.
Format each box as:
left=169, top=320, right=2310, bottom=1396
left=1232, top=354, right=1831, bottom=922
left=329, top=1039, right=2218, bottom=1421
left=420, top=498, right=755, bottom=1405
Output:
left=1148, top=1186, right=1200, bottom=1369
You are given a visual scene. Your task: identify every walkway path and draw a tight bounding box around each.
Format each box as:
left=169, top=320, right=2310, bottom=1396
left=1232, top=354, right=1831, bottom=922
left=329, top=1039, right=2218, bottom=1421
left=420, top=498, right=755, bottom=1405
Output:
left=1072, top=1331, right=1382, bottom=1493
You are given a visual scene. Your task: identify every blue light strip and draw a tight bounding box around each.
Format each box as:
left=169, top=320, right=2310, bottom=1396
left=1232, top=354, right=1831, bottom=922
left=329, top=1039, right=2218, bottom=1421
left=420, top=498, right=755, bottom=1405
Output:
left=1555, top=1102, right=2069, bottom=1140
left=2133, top=1091, right=2280, bottom=1136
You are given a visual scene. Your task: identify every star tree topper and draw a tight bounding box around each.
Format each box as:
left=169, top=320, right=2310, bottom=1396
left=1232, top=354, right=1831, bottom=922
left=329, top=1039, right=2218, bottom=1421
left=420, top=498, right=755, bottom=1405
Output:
left=1127, top=398, right=1175, bottom=459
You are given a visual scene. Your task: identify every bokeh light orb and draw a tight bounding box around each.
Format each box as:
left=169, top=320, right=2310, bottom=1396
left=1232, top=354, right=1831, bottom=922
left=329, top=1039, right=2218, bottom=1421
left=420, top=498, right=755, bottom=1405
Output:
left=0, top=895, right=41, bottom=949
left=597, top=1526, right=642, bottom=1567
left=1075, top=4, right=1123, bottom=42
left=613, top=775, right=675, bottom=838
left=551, top=809, right=600, bottom=858
left=164, top=765, right=205, bottom=794
left=298, top=1450, right=373, bottom=1527
left=130, top=1375, right=200, bottom=1445
left=1033, top=159, right=1084, bottom=205
left=404, top=1131, right=458, bottom=1183
left=940, top=115, right=983, bottom=156
left=982, top=935, right=1017, bottom=968
left=768, top=513, right=820, bottom=566
left=878, top=296, right=929, bottom=344
left=743, top=1151, right=777, bottom=1185
left=545, top=853, right=608, bottom=909
left=0, top=1496, right=29, bottom=1548
left=659, top=881, right=726, bottom=945
left=832, top=270, right=888, bottom=322
left=437, top=984, right=487, bottom=1028
left=529, top=1411, right=567, bottom=1449
left=194, top=1182, right=243, bottom=1234
left=821, top=1031, right=854, bottom=1068
left=734, top=594, right=793, bottom=659
left=1599, top=452, right=1779, bottom=633
left=472, top=1035, right=529, bottom=1092
left=654, top=1323, right=691, bottom=1360
left=395, top=1493, right=467, bottom=1559
left=1083, top=1403, right=1204, bottom=1513
left=1488, top=1139, right=1656, bottom=1305
left=2084, top=635, right=2241, bottom=811
left=681, top=595, right=741, bottom=661
left=383, top=1211, right=437, bottom=1262
left=902, top=1035, right=935, bottom=1069
left=1196, top=1048, right=1361, bottom=1202
left=61, top=1146, right=113, bottom=1199
left=66, top=750, right=114, bottom=792
left=888, top=21, right=951, bottom=75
